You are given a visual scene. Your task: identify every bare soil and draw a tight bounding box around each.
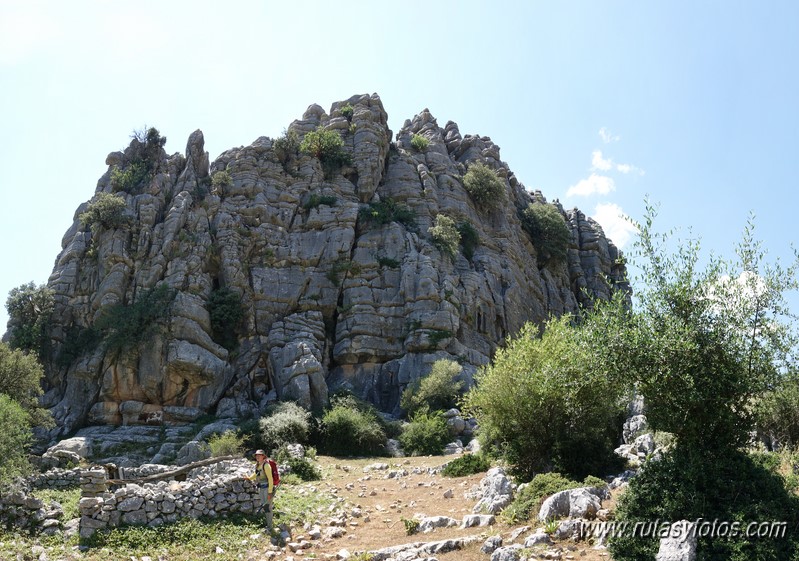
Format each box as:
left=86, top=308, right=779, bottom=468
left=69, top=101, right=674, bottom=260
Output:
left=297, top=455, right=616, bottom=560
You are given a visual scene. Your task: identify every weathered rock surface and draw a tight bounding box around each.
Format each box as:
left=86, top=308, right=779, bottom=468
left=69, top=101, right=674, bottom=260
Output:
left=37, top=93, right=627, bottom=437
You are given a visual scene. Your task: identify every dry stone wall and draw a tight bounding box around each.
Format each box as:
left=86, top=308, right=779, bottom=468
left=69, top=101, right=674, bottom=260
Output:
left=78, top=460, right=261, bottom=539
left=40, top=93, right=628, bottom=439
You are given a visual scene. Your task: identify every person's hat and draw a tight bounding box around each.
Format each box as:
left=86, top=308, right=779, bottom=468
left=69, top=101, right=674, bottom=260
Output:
left=254, top=449, right=266, bottom=457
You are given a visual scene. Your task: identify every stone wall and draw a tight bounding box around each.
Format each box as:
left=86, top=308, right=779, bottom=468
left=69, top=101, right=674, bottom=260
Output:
left=28, top=467, right=82, bottom=489
left=0, top=483, right=66, bottom=536
left=79, top=460, right=262, bottom=538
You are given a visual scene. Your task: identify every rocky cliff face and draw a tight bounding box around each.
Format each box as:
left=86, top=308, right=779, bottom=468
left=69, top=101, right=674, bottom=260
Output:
left=41, top=93, right=626, bottom=438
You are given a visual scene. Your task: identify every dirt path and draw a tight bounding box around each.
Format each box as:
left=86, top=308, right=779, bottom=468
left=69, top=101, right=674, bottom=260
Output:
left=293, top=455, right=613, bottom=561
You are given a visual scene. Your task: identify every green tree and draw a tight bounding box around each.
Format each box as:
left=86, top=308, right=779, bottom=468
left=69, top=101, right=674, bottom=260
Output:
left=519, top=203, right=572, bottom=264
left=300, top=126, right=351, bottom=177
left=94, top=284, right=176, bottom=356
left=79, top=192, right=129, bottom=233
left=462, top=162, right=506, bottom=210
left=464, top=315, right=625, bottom=480
left=400, top=359, right=463, bottom=417
left=428, top=215, right=460, bottom=258
left=399, top=411, right=450, bottom=455
left=602, top=208, right=798, bottom=450
left=410, top=133, right=429, bottom=152
left=599, top=205, right=799, bottom=560
left=0, top=394, right=33, bottom=482
left=5, top=282, right=54, bottom=360
left=0, top=342, right=52, bottom=428
left=208, top=286, right=244, bottom=351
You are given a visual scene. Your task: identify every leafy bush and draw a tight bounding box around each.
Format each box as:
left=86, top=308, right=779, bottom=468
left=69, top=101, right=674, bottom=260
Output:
left=410, top=133, right=429, bottom=152
left=0, top=394, right=33, bottom=482
left=464, top=316, right=625, bottom=480
left=609, top=446, right=799, bottom=561
left=274, top=129, right=300, bottom=167
left=376, top=255, right=401, bottom=269
left=303, top=194, right=337, bottom=210
left=207, top=430, right=245, bottom=457
left=259, top=401, right=312, bottom=453
left=519, top=203, right=571, bottom=264
left=503, top=472, right=578, bottom=523
left=358, top=198, right=418, bottom=230
left=340, top=103, right=354, bottom=119
left=401, top=359, right=463, bottom=417
left=399, top=411, right=450, bottom=455
left=757, top=375, right=799, bottom=449
left=79, top=192, right=129, bottom=233
left=0, top=342, right=52, bottom=428
left=271, top=444, right=322, bottom=481
left=319, top=395, right=386, bottom=456
left=300, top=126, right=352, bottom=178
left=211, top=170, right=232, bottom=189
left=441, top=453, right=491, bottom=477
left=457, top=221, right=480, bottom=260
left=402, top=517, right=420, bottom=535
left=326, top=259, right=361, bottom=285
left=94, top=284, right=176, bottom=356
left=462, top=162, right=506, bottom=210
left=110, top=161, right=149, bottom=193
left=110, top=127, right=166, bottom=193
left=428, top=215, right=460, bottom=258
left=208, top=286, right=244, bottom=351
left=5, top=281, right=54, bottom=360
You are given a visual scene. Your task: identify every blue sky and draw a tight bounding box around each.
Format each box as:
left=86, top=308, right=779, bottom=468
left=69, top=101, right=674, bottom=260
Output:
left=2, top=0, right=798, bottom=330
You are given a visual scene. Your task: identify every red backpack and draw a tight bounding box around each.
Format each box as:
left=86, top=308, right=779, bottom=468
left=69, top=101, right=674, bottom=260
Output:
left=267, top=458, right=280, bottom=486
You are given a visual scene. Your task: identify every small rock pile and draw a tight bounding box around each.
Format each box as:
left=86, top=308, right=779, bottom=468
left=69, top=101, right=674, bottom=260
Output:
left=0, top=483, right=65, bottom=536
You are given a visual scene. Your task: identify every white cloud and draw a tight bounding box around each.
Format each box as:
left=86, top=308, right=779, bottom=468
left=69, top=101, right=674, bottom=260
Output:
left=591, top=150, right=613, bottom=171
left=599, top=127, right=620, bottom=144
left=592, top=151, right=644, bottom=176
left=592, top=203, right=638, bottom=249
left=567, top=174, right=616, bottom=197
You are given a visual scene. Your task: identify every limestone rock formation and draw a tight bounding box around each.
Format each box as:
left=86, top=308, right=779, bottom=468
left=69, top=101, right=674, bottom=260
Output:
left=39, top=93, right=627, bottom=438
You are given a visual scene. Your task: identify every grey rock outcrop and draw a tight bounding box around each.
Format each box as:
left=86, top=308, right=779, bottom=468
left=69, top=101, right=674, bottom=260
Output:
left=472, top=467, right=514, bottom=514
left=538, top=486, right=605, bottom=521
left=656, top=521, right=697, bottom=561
left=36, top=93, right=627, bottom=437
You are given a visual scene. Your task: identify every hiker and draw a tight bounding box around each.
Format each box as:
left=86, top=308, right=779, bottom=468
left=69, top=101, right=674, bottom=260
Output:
left=248, top=449, right=275, bottom=529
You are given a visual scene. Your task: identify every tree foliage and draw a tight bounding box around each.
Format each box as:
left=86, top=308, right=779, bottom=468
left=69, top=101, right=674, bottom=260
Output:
left=462, top=162, right=506, bottom=210
left=401, top=359, right=463, bottom=417
left=110, top=127, right=166, bottom=193
left=0, top=342, right=52, bottom=428
left=300, top=126, right=351, bottom=177
left=519, top=203, right=572, bottom=264
left=602, top=207, right=799, bottom=450
left=399, top=411, right=450, bottom=456
left=319, top=395, right=386, bottom=456
left=598, top=204, right=799, bottom=559
left=465, top=315, right=626, bottom=480
left=208, top=287, right=244, bottom=351
left=94, top=284, right=176, bottom=356
left=428, top=215, right=460, bottom=258
left=5, top=282, right=54, bottom=360
left=79, top=192, right=129, bottom=233
left=0, top=394, right=33, bottom=482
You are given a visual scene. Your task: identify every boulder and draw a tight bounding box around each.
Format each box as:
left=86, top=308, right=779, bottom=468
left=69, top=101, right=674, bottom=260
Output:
left=538, top=487, right=603, bottom=521
left=473, top=467, right=514, bottom=514
left=656, top=520, right=697, bottom=561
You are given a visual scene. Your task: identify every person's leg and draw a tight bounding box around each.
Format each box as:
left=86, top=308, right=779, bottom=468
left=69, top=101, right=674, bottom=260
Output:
left=265, top=492, right=273, bottom=529
left=258, top=486, right=271, bottom=528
